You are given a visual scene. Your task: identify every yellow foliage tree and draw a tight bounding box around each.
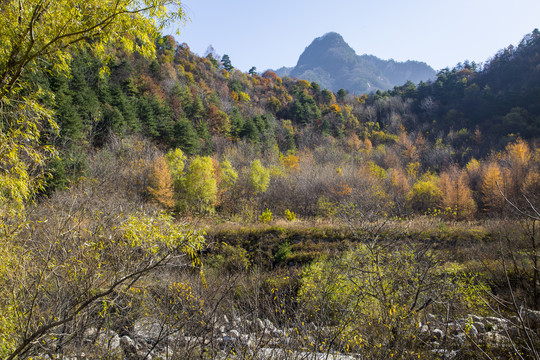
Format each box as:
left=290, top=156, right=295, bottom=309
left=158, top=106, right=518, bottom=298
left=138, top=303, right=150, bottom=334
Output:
left=249, top=159, right=270, bottom=194
left=390, top=167, right=411, bottom=195
left=389, top=167, right=411, bottom=215
left=297, top=79, right=311, bottom=89
left=0, top=0, right=184, bottom=99
left=505, top=138, right=531, bottom=165
left=165, top=148, right=187, bottom=186
left=406, top=161, right=420, bottom=180
left=0, top=2, right=189, bottom=357
left=356, top=94, right=368, bottom=105
left=346, top=133, right=362, bottom=151
left=363, top=138, right=373, bottom=153
left=398, top=132, right=418, bottom=162
left=182, top=156, right=218, bottom=214
left=220, top=158, right=238, bottom=189
left=0, top=98, right=56, bottom=212
left=522, top=170, right=540, bottom=204
left=407, top=173, right=442, bottom=213
left=239, top=91, right=251, bottom=103
left=466, top=158, right=481, bottom=173
left=342, top=104, right=359, bottom=129
left=267, top=96, right=282, bottom=112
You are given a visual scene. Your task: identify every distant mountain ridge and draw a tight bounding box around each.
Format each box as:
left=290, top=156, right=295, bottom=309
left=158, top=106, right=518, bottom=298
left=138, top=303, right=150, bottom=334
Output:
left=275, top=32, right=436, bottom=94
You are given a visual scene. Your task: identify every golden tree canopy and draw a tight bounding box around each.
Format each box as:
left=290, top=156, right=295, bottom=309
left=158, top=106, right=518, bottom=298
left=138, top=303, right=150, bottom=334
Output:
left=0, top=0, right=185, bottom=98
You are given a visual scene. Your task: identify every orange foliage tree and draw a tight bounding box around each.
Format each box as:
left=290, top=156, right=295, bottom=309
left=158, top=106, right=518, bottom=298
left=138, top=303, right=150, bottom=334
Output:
left=481, top=161, right=505, bottom=213
left=438, top=166, right=477, bottom=220
left=281, top=154, right=300, bottom=174
left=147, top=155, right=175, bottom=209
left=389, top=167, right=411, bottom=215
left=502, top=138, right=531, bottom=202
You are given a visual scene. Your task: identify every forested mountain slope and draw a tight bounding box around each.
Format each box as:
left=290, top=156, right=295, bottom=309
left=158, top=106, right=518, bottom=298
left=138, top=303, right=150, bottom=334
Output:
left=46, top=29, right=540, bottom=170
left=388, top=28, right=540, bottom=148
left=34, top=29, right=539, bottom=222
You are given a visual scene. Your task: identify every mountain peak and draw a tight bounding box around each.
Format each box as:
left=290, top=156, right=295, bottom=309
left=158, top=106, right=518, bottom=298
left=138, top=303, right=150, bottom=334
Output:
left=283, top=33, right=435, bottom=93
left=318, top=32, right=346, bottom=44
left=293, top=32, right=357, bottom=75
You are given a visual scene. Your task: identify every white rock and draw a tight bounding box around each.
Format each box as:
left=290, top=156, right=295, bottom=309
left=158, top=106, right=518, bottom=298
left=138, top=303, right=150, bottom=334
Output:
left=96, top=330, right=120, bottom=350
left=120, top=335, right=138, bottom=358
left=120, top=335, right=136, bottom=349
left=255, top=318, right=265, bottom=331
left=483, top=331, right=510, bottom=345
left=454, top=333, right=466, bottom=346
left=431, top=349, right=459, bottom=359
left=485, top=316, right=507, bottom=325
left=263, top=319, right=276, bottom=331
left=83, top=327, right=97, bottom=340
left=240, top=334, right=253, bottom=347
left=134, top=318, right=163, bottom=341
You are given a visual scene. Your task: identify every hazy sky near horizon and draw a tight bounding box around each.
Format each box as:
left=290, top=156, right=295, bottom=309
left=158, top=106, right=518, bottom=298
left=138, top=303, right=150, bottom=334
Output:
left=167, top=0, right=540, bottom=72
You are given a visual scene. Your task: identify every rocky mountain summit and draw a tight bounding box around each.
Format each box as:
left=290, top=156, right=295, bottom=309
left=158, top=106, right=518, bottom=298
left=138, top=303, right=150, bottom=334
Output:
left=275, top=32, right=436, bottom=93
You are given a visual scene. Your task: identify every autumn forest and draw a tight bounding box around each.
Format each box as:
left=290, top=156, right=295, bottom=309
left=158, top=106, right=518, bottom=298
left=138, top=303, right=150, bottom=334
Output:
left=1, top=1, right=539, bottom=359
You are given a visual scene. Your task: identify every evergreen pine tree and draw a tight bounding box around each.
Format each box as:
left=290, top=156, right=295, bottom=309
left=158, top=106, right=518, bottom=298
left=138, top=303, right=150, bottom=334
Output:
left=138, top=96, right=159, bottom=138
left=173, top=117, right=200, bottom=155
left=240, top=117, right=260, bottom=143
left=229, top=108, right=244, bottom=140
left=222, top=54, right=233, bottom=71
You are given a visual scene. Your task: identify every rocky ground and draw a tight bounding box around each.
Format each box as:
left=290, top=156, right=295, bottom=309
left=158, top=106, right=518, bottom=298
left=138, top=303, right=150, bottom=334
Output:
left=39, top=309, right=539, bottom=359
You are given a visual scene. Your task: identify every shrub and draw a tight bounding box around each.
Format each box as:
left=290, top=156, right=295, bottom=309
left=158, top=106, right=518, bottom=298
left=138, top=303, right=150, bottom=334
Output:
left=259, top=208, right=272, bottom=223
left=207, top=243, right=250, bottom=272
left=298, top=243, right=487, bottom=356
left=274, top=241, right=292, bottom=263
left=317, top=196, right=338, bottom=219
left=284, top=209, right=296, bottom=222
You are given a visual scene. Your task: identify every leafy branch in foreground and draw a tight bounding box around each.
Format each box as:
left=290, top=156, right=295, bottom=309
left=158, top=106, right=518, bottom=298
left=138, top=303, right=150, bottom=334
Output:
left=0, top=0, right=185, bottom=99
left=1, top=201, right=204, bottom=359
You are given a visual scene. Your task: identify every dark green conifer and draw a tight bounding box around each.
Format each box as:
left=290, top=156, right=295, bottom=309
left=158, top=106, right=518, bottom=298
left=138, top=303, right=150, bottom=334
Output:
left=222, top=54, right=233, bottom=71
left=173, top=117, right=200, bottom=155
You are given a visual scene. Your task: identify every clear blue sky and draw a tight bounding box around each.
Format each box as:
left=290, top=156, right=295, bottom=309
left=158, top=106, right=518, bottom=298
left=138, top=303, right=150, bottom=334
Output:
left=167, top=0, right=540, bottom=72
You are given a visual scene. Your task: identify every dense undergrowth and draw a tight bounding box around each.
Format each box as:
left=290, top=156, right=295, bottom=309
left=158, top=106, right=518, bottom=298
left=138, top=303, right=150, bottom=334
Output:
left=1, top=134, right=538, bottom=359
